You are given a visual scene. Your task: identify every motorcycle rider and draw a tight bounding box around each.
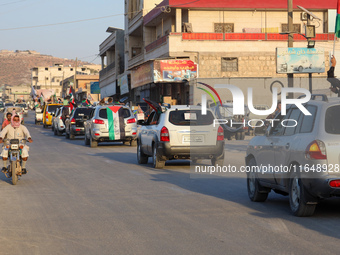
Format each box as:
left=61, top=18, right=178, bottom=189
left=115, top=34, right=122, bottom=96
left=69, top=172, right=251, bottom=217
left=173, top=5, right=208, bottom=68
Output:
left=0, top=113, right=33, bottom=174
left=1, top=112, right=12, bottom=130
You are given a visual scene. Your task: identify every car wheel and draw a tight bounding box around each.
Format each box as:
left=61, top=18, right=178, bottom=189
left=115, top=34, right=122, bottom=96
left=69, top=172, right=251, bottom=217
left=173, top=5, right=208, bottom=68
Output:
left=65, top=130, right=70, bottom=139
left=211, top=153, right=224, bottom=167
left=137, top=142, right=148, bottom=164
left=153, top=144, right=165, bottom=169
left=51, top=124, right=54, bottom=131
left=84, top=133, right=90, bottom=146
left=43, top=124, right=47, bottom=128
left=90, top=136, right=98, bottom=148
left=130, top=139, right=137, bottom=147
left=69, top=132, right=75, bottom=140
left=289, top=172, right=316, bottom=217
left=54, top=127, right=57, bottom=136
left=247, top=157, right=269, bottom=202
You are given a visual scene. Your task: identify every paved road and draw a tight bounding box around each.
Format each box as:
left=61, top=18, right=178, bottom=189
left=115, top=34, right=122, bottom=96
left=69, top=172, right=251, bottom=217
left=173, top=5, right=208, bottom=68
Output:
left=0, top=111, right=340, bottom=255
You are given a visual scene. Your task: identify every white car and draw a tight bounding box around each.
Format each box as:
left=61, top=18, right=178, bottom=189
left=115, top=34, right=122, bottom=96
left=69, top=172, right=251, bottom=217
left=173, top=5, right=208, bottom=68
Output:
left=84, top=105, right=137, bottom=147
left=137, top=105, right=225, bottom=168
left=52, top=106, right=69, bottom=136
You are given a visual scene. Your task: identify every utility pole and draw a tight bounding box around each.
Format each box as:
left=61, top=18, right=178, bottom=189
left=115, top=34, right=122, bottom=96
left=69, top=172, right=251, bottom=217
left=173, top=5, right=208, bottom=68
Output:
left=307, top=14, right=313, bottom=93
left=287, top=0, right=294, bottom=99
left=74, top=57, right=78, bottom=102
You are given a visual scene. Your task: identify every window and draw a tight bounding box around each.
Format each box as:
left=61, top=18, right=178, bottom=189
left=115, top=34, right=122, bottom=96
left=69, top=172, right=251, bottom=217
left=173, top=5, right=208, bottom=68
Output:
left=58, top=68, right=61, bottom=71
left=214, top=23, right=234, bottom=33
left=221, top=58, right=238, bottom=72
left=283, top=108, right=302, bottom=136
left=132, top=47, right=142, bottom=57
left=325, top=105, right=340, bottom=134
left=45, top=68, right=48, bottom=71
left=270, top=110, right=292, bottom=136
left=74, top=108, right=93, bottom=118
left=70, top=68, right=73, bottom=71
left=81, top=68, right=86, bottom=71
left=281, top=24, right=301, bottom=33
left=169, top=110, right=214, bottom=126
left=299, top=105, right=317, bottom=133
left=99, top=108, right=131, bottom=119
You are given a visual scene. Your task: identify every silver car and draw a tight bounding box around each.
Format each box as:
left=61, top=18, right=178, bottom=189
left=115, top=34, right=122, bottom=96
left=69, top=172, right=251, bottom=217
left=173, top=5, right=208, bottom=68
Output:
left=246, top=95, right=340, bottom=216
left=84, top=105, right=137, bottom=147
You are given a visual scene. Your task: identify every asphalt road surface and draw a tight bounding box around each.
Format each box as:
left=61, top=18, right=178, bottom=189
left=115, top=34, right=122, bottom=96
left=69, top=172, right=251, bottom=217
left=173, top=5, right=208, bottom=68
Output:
left=0, top=111, right=340, bottom=255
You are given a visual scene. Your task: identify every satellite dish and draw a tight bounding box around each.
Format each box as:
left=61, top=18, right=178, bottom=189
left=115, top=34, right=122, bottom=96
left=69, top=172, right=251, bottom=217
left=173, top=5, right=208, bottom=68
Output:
left=297, top=5, right=321, bottom=20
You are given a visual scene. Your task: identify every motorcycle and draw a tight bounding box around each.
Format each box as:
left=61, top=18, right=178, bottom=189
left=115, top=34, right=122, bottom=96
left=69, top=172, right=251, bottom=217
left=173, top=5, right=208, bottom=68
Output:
left=3, top=138, right=28, bottom=185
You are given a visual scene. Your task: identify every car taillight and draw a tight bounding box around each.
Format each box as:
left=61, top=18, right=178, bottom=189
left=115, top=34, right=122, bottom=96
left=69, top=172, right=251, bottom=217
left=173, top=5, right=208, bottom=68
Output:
left=19, top=145, right=24, bottom=149
left=59, top=116, right=62, bottom=119
left=160, top=126, right=170, bottom=142
left=94, top=133, right=100, bottom=136
left=76, top=129, right=81, bottom=131
left=329, top=180, right=340, bottom=188
left=306, top=140, right=327, bottom=160
left=217, top=126, right=224, bottom=141
left=46, top=113, right=49, bottom=118
left=127, top=118, right=136, bottom=124
left=93, top=119, right=104, bottom=124
left=71, top=118, right=76, bottom=124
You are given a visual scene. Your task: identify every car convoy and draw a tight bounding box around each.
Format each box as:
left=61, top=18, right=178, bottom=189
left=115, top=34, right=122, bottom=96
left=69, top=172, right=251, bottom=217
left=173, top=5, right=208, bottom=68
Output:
left=2, top=94, right=340, bottom=217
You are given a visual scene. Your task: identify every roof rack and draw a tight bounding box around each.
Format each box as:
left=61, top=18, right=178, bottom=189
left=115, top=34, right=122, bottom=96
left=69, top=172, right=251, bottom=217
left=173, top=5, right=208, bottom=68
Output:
left=297, top=94, right=328, bottom=102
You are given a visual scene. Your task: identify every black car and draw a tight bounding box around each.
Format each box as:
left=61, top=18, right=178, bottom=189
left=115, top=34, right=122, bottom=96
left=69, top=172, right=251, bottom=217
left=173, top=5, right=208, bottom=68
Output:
left=65, top=107, right=93, bottom=140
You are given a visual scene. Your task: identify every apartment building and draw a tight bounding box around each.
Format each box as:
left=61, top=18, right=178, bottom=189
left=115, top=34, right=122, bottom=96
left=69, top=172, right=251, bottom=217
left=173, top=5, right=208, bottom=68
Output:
left=119, top=0, right=337, bottom=105
left=61, top=74, right=100, bottom=102
left=99, top=27, right=125, bottom=99
left=31, top=63, right=100, bottom=97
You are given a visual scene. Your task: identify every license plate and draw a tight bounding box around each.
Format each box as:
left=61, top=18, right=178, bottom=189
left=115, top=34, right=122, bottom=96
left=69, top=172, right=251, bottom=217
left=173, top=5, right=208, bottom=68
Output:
left=183, top=135, right=203, bottom=143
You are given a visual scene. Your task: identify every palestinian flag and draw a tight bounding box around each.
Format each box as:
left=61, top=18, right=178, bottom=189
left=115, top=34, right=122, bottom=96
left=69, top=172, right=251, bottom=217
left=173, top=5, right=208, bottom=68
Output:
left=336, top=0, right=340, bottom=38
left=106, top=106, right=125, bottom=140
left=68, top=86, right=76, bottom=100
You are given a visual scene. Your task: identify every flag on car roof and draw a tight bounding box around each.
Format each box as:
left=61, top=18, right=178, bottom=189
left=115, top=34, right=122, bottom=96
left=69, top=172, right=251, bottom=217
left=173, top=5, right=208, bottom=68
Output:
left=336, top=0, right=340, bottom=38
left=106, top=106, right=125, bottom=140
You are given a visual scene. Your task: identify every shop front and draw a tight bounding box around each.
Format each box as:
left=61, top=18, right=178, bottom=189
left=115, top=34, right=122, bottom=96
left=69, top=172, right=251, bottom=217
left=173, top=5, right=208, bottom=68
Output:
left=130, top=59, right=198, bottom=108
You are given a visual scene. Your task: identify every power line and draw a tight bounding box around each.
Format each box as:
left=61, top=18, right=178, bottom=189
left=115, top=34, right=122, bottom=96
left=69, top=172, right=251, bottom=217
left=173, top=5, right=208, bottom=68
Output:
left=0, top=0, right=201, bottom=31
left=0, top=0, right=26, bottom=7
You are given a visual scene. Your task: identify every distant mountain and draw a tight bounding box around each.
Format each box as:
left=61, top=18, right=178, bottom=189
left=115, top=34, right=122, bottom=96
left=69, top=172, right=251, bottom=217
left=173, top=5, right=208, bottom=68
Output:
left=0, top=50, right=95, bottom=87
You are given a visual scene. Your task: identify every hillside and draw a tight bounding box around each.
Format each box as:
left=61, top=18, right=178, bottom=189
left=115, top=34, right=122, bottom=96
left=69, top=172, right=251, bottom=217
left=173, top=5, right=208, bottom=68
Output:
left=0, top=50, right=94, bottom=86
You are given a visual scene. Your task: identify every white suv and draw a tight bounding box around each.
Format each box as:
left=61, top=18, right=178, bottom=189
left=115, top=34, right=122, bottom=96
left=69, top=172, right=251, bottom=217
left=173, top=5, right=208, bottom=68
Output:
left=84, top=105, right=137, bottom=147
left=137, top=105, right=225, bottom=168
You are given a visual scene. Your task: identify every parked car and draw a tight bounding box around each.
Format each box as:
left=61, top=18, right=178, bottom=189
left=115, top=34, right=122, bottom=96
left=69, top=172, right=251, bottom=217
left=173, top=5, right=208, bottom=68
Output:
left=2, top=106, right=24, bottom=124
left=137, top=105, right=225, bottom=169
left=246, top=95, right=340, bottom=216
left=43, top=103, right=62, bottom=128
left=65, top=107, right=93, bottom=139
left=84, top=105, right=137, bottom=147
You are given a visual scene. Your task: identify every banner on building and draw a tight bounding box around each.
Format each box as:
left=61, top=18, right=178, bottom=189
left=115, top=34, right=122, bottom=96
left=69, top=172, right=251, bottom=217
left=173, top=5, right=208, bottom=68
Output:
left=276, top=47, right=325, bottom=74
left=118, top=75, right=129, bottom=95
left=131, top=61, right=154, bottom=89
left=154, top=60, right=198, bottom=82
left=100, top=82, right=116, bottom=98
left=90, top=82, right=100, bottom=94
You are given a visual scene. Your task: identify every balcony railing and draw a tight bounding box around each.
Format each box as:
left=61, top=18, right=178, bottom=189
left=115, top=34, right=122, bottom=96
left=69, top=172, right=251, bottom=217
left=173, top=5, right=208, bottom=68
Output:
left=99, top=61, right=116, bottom=78
left=145, top=35, right=168, bottom=52
left=182, top=33, right=335, bottom=41
left=128, top=53, right=144, bottom=68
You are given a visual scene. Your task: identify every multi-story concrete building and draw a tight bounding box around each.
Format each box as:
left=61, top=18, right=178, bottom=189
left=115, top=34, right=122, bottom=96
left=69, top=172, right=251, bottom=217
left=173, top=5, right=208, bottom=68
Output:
left=121, top=0, right=338, bottom=105
left=99, top=27, right=125, bottom=99
left=61, top=74, right=100, bottom=102
left=31, top=64, right=100, bottom=97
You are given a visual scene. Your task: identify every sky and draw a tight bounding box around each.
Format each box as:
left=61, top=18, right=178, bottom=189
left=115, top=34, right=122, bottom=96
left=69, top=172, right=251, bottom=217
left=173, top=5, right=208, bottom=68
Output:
left=0, top=0, right=125, bottom=64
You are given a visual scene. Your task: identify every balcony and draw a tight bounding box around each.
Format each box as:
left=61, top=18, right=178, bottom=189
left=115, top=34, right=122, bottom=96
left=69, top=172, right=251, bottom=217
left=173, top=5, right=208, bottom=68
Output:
left=128, top=53, right=144, bottom=69
left=181, top=33, right=335, bottom=41
left=145, top=35, right=168, bottom=53
left=99, top=61, right=116, bottom=79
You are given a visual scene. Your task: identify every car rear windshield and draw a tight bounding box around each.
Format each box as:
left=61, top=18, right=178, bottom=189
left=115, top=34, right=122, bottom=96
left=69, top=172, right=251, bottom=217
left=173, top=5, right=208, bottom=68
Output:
left=47, top=105, right=60, bottom=113
left=74, top=108, right=92, bottom=118
left=99, top=108, right=131, bottom=119
left=325, top=105, right=340, bottom=134
left=169, top=110, right=214, bottom=126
